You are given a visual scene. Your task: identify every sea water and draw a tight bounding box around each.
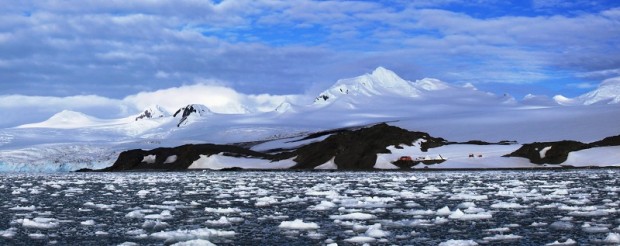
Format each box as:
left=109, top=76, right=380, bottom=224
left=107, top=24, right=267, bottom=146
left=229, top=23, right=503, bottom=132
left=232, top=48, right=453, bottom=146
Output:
left=1, top=170, right=619, bottom=245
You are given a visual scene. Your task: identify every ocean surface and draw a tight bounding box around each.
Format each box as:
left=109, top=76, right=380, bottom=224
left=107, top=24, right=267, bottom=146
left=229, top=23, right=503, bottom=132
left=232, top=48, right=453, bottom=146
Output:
left=1, top=170, right=620, bottom=245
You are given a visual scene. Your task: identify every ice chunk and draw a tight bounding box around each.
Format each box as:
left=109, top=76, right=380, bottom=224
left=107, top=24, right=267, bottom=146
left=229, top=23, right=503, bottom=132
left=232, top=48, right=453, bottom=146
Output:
left=365, top=223, right=389, bottom=238
left=545, top=239, right=577, bottom=245
left=144, top=210, right=173, bottom=220
left=604, top=232, right=620, bottom=243
left=0, top=228, right=16, bottom=238
left=125, top=210, right=145, bottom=219
left=28, top=233, right=47, bottom=240
left=150, top=227, right=235, bottom=244
left=438, top=239, right=479, bottom=246
left=448, top=209, right=492, bottom=220
left=21, top=218, right=59, bottom=229
left=204, top=207, right=241, bottom=214
left=308, top=201, right=337, bottom=211
left=550, top=221, right=574, bottom=231
left=171, top=239, right=216, bottom=246
left=278, top=219, right=320, bottom=230
left=255, top=196, right=279, bottom=207
left=436, top=206, right=451, bottom=216
left=582, top=223, right=609, bottom=233
left=117, top=242, right=140, bottom=246
left=9, top=205, right=36, bottom=211
left=344, top=236, right=376, bottom=243
left=136, top=190, right=150, bottom=196
left=142, top=220, right=169, bottom=230
left=330, top=213, right=376, bottom=220
left=206, top=217, right=231, bottom=226
left=80, top=220, right=95, bottom=226
left=483, top=234, right=522, bottom=241
left=490, top=202, right=528, bottom=209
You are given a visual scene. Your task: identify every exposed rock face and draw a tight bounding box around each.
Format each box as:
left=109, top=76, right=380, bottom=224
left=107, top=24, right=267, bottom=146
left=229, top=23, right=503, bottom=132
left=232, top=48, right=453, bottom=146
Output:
left=135, top=105, right=169, bottom=121
left=290, top=123, right=447, bottom=169
left=102, top=144, right=270, bottom=171
left=102, top=123, right=447, bottom=171
left=173, top=104, right=212, bottom=127
left=504, top=141, right=589, bottom=164
left=504, top=135, right=620, bottom=164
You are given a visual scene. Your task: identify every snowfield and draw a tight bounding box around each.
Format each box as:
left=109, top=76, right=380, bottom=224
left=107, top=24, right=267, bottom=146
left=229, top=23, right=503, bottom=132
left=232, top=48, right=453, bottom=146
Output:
left=0, top=67, right=619, bottom=172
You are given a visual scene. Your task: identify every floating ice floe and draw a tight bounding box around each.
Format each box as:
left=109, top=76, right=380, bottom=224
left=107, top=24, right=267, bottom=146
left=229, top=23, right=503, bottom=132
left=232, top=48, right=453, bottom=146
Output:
left=144, top=210, right=173, bottom=220
left=20, top=218, right=59, bottom=229
left=308, top=201, right=337, bottom=211
left=0, top=228, right=16, bottom=238
left=344, top=236, right=376, bottom=243
left=142, top=220, right=169, bottom=230
left=490, top=202, right=528, bottom=209
left=80, top=220, right=95, bottom=226
left=9, top=205, right=36, bottom=211
left=448, top=209, right=492, bottom=220
left=604, top=232, right=620, bottom=243
left=206, top=217, right=231, bottom=226
left=483, top=234, right=522, bottom=241
left=436, top=206, right=452, bottom=216
left=545, top=238, right=577, bottom=245
left=278, top=219, right=320, bottom=230
left=330, top=212, right=376, bottom=220
left=28, top=233, right=47, bottom=240
left=550, top=221, right=574, bottom=231
left=170, top=239, right=216, bottom=246
left=150, top=227, right=235, bottom=244
left=438, top=239, right=479, bottom=246
left=581, top=223, right=609, bottom=233
left=204, top=207, right=241, bottom=214
left=365, top=223, right=390, bottom=238
left=125, top=210, right=146, bottom=219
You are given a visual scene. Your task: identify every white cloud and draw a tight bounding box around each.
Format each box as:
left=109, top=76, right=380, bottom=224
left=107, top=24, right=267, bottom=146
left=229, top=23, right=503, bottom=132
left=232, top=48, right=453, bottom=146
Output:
left=568, top=82, right=598, bottom=89
left=123, top=83, right=296, bottom=114
left=0, top=83, right=298, bottom=128
left=0, top=0, right=618, bottom=99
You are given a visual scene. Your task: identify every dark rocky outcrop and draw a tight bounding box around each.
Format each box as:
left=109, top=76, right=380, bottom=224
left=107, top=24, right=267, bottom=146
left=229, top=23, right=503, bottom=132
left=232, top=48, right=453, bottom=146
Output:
left=503, top=141, right=588, bottom=164
left=504, top=134, right=620, bottom=165
left=173, top=104, right=211, bottom=127
left=102, top=144, right=270, bottom=171
left=289, top=123, right=447, bottom=169
left=102, top=123, right=448, bottom=171
left=590, top=135, right=620, bottom=147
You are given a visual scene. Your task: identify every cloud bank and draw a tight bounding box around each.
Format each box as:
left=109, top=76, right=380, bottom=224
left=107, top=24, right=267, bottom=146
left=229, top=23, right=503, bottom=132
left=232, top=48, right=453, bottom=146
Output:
left=0, top=83, right=296, bottom=128
left=0, top=1, right=618, bottom=99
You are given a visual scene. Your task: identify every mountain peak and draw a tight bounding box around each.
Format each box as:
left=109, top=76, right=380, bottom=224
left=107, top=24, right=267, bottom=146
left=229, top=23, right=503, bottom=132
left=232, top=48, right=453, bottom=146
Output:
left=17, top=110, right=99, bottom=129
left=314, top=67, right=420, bottom=104
left=173, top=104, right=213, bottom=127
left=555, top=77, right=620, bottom=105
left=135, top=105, right=170, bottom=121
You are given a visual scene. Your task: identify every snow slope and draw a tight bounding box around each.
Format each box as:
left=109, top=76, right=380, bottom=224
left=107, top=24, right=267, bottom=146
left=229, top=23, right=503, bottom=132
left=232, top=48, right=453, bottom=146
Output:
left=1, top=67, right=620, bottom=172
left=555, top=76, right=620, bottom=105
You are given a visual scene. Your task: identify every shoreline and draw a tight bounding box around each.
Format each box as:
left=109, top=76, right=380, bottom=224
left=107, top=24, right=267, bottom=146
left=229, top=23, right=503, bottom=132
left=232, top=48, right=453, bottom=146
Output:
left=79, top=165, right=620, bottom=173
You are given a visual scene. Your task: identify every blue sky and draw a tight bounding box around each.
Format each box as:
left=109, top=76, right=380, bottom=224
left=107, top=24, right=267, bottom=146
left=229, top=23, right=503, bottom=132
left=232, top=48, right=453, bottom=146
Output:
left=1, top=0, right=619, bottom=100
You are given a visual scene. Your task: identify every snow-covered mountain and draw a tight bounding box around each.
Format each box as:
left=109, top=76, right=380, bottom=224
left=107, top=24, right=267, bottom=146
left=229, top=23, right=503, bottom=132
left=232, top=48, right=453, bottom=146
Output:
left=314, top=67, right=452, bottom=104
left=1, top=67, right=620, bottom=172
left=554, top=77, right=620, bottom=105
left=135, top=105, right=170, bottom=121
left=17, top=110, right=103, bottom=129
left=173, top=104, right=213, bottom=127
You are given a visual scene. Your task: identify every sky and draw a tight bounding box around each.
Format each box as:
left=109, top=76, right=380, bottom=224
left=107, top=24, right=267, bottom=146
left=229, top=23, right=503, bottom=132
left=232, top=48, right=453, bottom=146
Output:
left=0, top=0, right=619, bottom=126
